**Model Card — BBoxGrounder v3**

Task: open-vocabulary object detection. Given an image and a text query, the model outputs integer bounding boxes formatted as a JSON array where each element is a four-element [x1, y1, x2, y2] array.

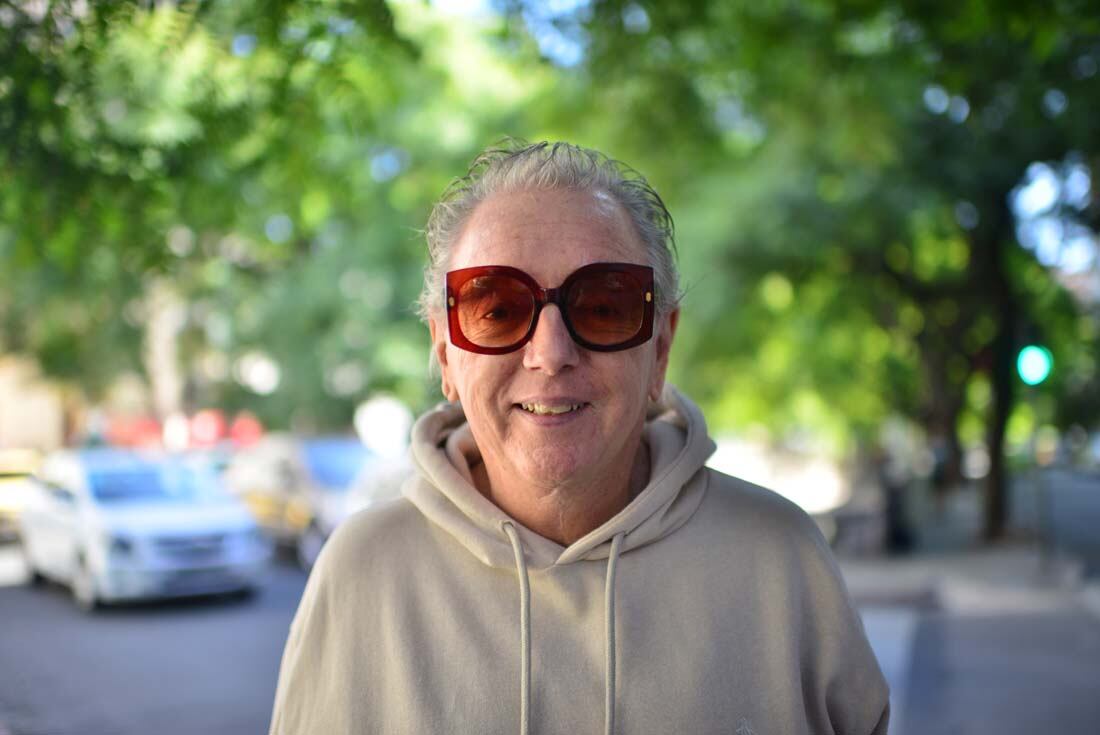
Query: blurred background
[[1, 1, 1098, 733]]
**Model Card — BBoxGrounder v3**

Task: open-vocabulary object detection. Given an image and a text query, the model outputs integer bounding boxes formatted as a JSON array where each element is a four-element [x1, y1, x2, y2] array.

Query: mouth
[[517, 402, 589, 416]]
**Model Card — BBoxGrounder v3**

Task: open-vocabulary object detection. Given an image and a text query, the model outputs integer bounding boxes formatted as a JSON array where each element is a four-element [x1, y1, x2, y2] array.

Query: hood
[[405, 384, 716, 570], [91, 500, 256, 537]]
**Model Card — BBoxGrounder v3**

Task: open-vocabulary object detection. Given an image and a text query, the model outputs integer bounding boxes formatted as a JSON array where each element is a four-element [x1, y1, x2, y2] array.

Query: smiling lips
[[517, 402, 589, 416]]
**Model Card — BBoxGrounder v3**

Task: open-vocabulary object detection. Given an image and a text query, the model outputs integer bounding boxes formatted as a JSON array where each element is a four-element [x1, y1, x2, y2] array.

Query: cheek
[[646, 365, 662, 401], [449, 353, 513, 413], [641, 348, 665, 398], [633, 346, 659, 385], [597, 352, 656, 413]]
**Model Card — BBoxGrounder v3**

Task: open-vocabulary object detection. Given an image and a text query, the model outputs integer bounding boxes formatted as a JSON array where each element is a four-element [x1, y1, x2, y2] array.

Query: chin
[[518, 444, 593, 485]]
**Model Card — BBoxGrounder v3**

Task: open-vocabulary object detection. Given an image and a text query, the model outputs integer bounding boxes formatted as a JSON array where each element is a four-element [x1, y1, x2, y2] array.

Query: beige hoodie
[[270, 386, 889, 735]]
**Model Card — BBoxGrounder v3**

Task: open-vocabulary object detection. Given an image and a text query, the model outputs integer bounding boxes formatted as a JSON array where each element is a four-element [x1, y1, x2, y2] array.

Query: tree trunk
[[981, 218, 1016, 542], [143, 278, 186, 422], [919, 344, 967, 507], [985, 312, 1015, 541]]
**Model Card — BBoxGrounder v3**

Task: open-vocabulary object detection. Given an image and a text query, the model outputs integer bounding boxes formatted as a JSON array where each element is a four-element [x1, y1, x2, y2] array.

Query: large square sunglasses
[[445, 262, 655, 355]]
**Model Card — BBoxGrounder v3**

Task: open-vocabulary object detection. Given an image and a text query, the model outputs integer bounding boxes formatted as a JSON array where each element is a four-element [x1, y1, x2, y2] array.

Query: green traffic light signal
[[1017, 345, 1053, 386]]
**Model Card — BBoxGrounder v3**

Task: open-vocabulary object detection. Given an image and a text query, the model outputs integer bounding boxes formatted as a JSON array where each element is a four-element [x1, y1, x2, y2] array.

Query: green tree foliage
[[2, 0, 1098, 539], [1, 0, 553, 421], [548, 0, 1100, 537]]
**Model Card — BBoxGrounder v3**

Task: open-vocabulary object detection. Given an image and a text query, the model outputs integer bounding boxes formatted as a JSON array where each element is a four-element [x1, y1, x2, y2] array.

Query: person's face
[[429, 187, 679, 490]]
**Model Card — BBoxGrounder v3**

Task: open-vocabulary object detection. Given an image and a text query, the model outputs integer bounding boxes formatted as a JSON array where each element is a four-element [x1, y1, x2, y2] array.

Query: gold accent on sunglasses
[[645, 291, 652, 302], [448, 296, 455, 307]]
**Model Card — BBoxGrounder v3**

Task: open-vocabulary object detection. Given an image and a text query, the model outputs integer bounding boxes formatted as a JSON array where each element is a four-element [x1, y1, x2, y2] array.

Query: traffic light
[[1017, 345, 1053, 386]]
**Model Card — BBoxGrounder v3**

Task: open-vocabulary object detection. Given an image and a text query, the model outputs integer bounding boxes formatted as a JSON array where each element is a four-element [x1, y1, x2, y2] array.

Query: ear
[[428, 317, 459, 402], [648, 308, 679, 402]]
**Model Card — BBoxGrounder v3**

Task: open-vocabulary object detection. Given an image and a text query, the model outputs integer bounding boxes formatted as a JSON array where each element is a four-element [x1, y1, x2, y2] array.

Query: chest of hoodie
[[340, 525, 816, 735]]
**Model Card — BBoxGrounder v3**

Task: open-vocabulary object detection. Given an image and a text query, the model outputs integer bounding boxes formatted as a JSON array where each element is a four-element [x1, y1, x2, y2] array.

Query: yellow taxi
[[0, 448, 41, 542]]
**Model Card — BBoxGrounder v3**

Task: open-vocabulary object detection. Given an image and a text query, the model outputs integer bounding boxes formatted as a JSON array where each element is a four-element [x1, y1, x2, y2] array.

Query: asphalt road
[[0, 545, 307, 735], [3, 540, 1099, 735], [0, 543, 917, 735]]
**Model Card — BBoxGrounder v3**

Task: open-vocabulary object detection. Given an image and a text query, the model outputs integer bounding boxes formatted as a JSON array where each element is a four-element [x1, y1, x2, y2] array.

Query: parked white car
[[19, 448, 271, 610]]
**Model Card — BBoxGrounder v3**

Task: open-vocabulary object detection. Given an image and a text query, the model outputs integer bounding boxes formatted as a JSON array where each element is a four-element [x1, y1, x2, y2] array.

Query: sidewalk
[[835, 474, 1100, 619], [835, 485, 1100, 735], [840, 543, 1099, 617]]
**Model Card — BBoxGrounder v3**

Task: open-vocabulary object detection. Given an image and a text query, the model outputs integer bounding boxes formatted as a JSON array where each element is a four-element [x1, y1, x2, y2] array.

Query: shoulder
[[329, 497, 425, 548], [690, 468, 845, 594], [270, 504, 425, 734], [700, 468, 826, 544], [309, 498, 430, 585], [704, 472, 892, 729]]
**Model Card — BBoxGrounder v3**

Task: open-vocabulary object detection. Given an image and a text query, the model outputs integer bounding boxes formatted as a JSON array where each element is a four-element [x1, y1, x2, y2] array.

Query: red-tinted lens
[[565, 269, 646, 346], [455, 274, 536, 349]]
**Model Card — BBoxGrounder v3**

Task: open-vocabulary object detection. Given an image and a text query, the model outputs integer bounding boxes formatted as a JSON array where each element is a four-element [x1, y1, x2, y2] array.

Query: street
[[2, 544, 1100, 734], [0, 546, 303, 735]]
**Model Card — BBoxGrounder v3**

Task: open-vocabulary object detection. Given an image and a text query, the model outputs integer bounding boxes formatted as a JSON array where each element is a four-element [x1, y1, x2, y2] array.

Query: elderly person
[[270, 141, 889, 735]]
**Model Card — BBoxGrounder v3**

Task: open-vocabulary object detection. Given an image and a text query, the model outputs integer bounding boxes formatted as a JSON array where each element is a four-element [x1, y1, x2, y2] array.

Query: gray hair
[[416, 140, 680, 322]]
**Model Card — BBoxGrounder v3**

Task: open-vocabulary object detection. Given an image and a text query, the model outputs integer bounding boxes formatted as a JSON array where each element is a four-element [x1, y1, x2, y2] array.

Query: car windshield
[[302, 439, 371, 491], [89, 462, 226, 505]]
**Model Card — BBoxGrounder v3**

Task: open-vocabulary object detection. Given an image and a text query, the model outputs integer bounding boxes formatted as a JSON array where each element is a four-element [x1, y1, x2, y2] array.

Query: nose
[[522, 304, 580, 375]]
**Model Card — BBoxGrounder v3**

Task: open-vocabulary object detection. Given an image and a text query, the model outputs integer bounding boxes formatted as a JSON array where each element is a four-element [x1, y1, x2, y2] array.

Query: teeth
[[520, 403, 584, 415]]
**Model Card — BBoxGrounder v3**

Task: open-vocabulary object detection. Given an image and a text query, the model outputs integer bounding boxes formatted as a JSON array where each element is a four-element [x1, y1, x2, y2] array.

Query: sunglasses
[[445, 262, 655, 355]]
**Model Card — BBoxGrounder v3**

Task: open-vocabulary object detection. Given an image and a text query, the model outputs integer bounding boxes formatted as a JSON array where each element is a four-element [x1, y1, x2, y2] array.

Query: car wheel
[[18, 538, 46, 586], [71, 556, 100, 612], [296, 525, 327, 571]]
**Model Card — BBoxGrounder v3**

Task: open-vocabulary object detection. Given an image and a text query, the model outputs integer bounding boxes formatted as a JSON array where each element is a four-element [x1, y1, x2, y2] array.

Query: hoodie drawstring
[[503, 522, 531, 735], [604, 531, 625, 735], [502, 523, 628, 735]]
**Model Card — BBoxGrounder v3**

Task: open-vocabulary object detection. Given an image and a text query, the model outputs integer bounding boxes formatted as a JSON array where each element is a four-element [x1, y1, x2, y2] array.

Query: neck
[[472, 440, 650, 546]]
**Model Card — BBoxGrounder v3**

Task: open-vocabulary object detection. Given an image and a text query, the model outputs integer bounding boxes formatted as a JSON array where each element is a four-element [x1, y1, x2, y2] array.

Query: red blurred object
[[105, 416, 163, 448], [230, 411, 264, 446], [190, 409, 227, 447]]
